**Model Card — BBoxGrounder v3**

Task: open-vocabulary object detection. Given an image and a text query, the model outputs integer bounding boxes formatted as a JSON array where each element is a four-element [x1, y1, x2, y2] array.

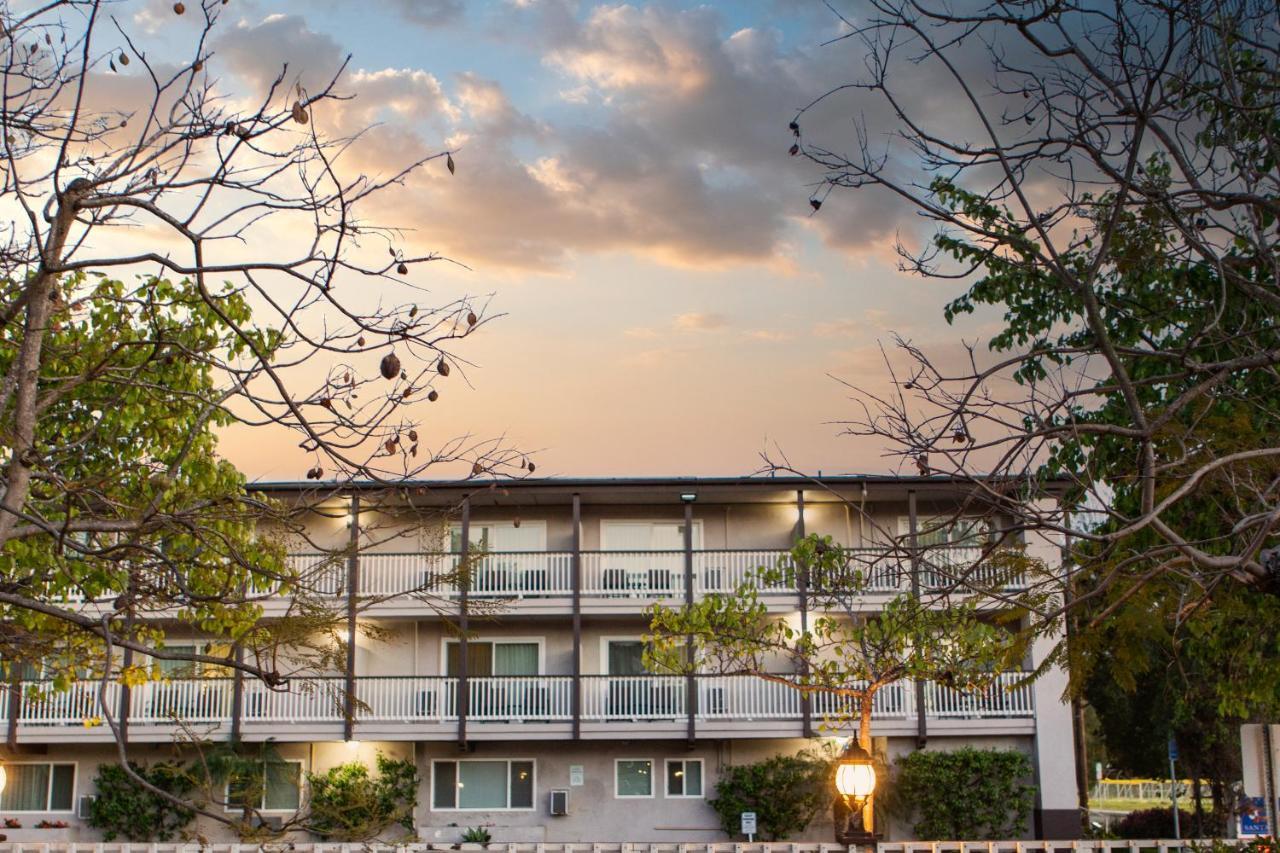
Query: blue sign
[[1167, 736, 1179, 762], [1239, 797, 1269, 838]]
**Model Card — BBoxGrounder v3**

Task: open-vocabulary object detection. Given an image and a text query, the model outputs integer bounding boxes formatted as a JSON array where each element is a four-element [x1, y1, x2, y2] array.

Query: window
[[0, 763, 75, 812], [444, 640, 539, 676], [666, 759, 703, 798], [227, 760, 302, 812], [615, 759, 653, 798], [450, 521, 546, 552], [152, 642, 232, 678], [432, 760, 534, 810]]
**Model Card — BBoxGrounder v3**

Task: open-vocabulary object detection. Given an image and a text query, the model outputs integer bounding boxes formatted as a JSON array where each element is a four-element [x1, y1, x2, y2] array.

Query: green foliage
[[88, 762, 197, 842], [305, 753, 419, 841], [461, 826, 493, 843], [887, 748, 1035, 840], [709, 749, 835, 841]]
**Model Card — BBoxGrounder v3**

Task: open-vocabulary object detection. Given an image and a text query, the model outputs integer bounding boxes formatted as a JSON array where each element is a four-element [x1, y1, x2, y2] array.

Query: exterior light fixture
[[834, 740, 877, 807], [0, 763, 6, 796], [833, 739, 877, 848], [680, 493, 697, 503]]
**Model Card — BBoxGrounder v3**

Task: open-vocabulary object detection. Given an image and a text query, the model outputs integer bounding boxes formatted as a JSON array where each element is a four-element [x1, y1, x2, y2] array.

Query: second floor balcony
[[283, 545, 1024, 611]]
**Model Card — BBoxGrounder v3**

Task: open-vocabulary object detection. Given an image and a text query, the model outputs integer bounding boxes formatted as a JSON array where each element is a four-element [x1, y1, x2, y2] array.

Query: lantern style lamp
[[0, 763, 6, 795], [834, 740, 877, 846]]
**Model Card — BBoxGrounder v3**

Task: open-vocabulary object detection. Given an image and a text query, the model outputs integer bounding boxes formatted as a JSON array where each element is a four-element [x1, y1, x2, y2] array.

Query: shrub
[[305, 753, 418, 841], [709, 749, 834, 841], [888, 747, 1035, 840], [462, 826, 493, 843], [1114, 807, 1194, 839], [88, 761, 197, 842]]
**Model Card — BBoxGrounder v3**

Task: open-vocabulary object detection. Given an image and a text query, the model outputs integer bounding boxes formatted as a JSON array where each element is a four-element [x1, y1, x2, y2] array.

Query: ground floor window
[[432, 760, 534, 810], [615, 758, 653, 798], [227, 760, 303, 812], [0, 762, 75, 812], [666, 758, 703, 797]]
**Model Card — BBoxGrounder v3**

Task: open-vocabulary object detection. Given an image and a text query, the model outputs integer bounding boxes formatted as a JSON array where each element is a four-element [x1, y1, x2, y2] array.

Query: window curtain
[[608, 641, 647, 676], [446, 642, 494, 677], [458, 761, 508, 809], [264, 762, 301, 810], [493, 643, 538, 676], [1, 764, 50, 811]]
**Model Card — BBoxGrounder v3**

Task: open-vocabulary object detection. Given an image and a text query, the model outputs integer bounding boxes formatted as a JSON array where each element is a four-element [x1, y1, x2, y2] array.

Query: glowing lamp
[[834, 741, 877, 807]]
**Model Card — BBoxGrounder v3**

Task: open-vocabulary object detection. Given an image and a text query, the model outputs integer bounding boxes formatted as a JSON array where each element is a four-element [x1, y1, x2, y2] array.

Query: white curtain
[[1, 764, 50, 811]]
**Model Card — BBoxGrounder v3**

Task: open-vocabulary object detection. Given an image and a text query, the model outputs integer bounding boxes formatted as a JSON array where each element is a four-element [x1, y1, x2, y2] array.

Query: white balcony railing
[[283, 545, 1016, 600], [581, 675, 688, 720], [923, 672, 1035, 718], [9, 672, 1033, 729]]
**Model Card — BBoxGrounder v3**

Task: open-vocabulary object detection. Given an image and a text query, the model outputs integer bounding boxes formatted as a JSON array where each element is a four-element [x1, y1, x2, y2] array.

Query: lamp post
[[834, 739, 878, 848]]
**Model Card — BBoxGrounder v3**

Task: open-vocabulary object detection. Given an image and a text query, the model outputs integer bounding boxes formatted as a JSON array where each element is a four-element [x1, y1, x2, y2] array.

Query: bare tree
[[0, 0, 521, 831], [788, 0, 1280, 633]]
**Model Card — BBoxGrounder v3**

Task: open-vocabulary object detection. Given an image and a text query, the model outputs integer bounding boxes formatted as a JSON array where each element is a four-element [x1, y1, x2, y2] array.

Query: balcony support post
[[230, 643, 244, 744], [343, 494, 361, 742], [5, 672, 19, 747], [908, 489, 927, 749], [684, 498, 696, 747], [797, 489, 812, 739], [457, 495, 471, 749], [119, 598, 135, 745], [571, 493, 582, 740]]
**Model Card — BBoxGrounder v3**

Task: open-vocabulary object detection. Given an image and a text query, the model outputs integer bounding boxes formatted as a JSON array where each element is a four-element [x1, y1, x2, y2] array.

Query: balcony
[[5, 673, 1034, 742], [281, 545, 1018, 605]]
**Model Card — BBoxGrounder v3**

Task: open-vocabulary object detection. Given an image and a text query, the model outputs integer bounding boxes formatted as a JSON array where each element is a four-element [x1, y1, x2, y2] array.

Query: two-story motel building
[[0, 476, 1081, 842]]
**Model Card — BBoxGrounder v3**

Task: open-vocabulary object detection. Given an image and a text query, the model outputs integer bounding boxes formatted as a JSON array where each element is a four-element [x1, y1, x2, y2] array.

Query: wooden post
[[797, 489, 812, 738], [571, 493, 582, 740], [342, 494, 360, 742], [908, 489, 926, 748], [230, 643, 244, 743], [684, 498, 696, 746], [457, 495, 471, 749]]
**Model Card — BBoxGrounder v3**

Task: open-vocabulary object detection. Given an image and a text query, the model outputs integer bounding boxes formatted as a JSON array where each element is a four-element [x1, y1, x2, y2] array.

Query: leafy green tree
[[0, 6, 521, 834], [791, 0, 1279, 621]]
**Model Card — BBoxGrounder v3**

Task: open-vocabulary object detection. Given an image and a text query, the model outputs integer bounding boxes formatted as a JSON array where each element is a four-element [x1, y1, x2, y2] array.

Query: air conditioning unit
[[251, 814, 284, 831], [77, 795, 97, 820], [549, 789, 569, 816]]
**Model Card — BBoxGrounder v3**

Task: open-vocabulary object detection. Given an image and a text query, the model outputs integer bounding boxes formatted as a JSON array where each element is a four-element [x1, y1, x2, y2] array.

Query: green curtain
[[494, 643, 538, 676], [458, 761, 508, 809], [608, 641, 646, 675]]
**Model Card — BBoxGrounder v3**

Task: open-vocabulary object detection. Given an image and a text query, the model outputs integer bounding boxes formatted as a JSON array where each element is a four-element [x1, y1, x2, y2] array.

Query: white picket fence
[[0, 840, 1235, 853]]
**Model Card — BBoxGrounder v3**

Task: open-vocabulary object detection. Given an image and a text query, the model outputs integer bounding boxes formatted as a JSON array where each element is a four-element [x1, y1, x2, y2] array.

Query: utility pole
[[1169, 735, 1181, 840]]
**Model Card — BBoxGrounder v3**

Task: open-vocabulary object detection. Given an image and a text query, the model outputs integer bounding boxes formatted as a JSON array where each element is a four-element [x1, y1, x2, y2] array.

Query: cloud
[[744, 329, 792, 342], [386, 0, 465, 28], [674, 312, 728, 331], [207, 5, 927, 273], [813, 318, 861, 338]]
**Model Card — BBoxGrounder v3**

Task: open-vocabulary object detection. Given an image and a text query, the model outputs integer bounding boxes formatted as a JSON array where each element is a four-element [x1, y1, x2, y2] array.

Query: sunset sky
[[135, 0, 1006, 482]]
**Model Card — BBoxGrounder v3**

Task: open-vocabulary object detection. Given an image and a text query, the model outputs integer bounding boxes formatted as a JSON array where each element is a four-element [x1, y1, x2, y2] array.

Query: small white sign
[[569, 765, 584, 786], [741, 812, 757, 835]]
